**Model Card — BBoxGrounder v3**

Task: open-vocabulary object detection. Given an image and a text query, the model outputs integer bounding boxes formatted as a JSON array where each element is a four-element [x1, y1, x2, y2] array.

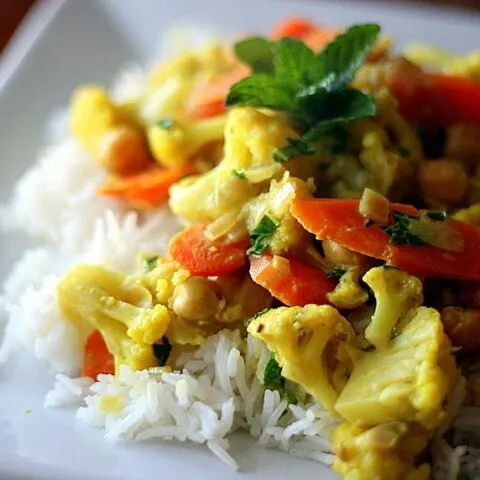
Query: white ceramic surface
[[0, 1, 479, 479]]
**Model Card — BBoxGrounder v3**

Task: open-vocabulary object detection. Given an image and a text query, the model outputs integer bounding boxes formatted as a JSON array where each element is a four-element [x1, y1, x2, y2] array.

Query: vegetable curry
[[59, 17, 480, 480]]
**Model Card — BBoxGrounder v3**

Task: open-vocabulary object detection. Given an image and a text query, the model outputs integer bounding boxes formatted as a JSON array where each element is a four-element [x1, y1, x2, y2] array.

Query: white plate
[[0, 1, 479, 479]]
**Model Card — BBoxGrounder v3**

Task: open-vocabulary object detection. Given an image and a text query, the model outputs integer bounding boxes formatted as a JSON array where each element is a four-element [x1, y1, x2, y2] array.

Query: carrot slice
[[82, 330, 115, 380], [169, 223, 249, 277], [291, 199, 416, 259], [387, 68, 480, 126], [98, 164, 197, 207], [186, 64, 250, 119], [271, 17, 319, 40], [292, 198, 480, 280], [272, 17, 340, 51], [249, 254, 336, 306]]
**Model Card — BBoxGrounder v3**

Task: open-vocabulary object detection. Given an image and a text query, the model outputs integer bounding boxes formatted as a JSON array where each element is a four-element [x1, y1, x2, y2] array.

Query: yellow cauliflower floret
[[246, 172, 313, 254], [143, 45, 234, 122], [448, 50, 480, 82], [335, 306, 458, 429], [350, 120, 398, 196], [169, 107, 299, 224], [57, 264, 170, 372], [363, 266, 423, 349], [147, 115, 227, 168], [169, 165, 260, 223], [453, 203, 480, 226], [406, 44, 480, 82], [327, 267, 369, 310], [248, 305, 358, 410], [332, 422, 430, 480], [69, 85, 136, 156], [223, 107, 298, 170]]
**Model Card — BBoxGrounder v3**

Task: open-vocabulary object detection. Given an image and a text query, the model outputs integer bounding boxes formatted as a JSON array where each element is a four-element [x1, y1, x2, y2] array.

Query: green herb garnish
[[247, 215, 278, 255], [156, 118, 174, 129], [383, 264, 399, 270], [382, 212, 428, 246], [263, 353, 284, 390], [142, 256, 159, 272], [153, 337, 172, 366], [398, 147, 411, 158], [228, 24, 380, 143], [232, 168, 247, 180], [426, 211, 448, 221], [327, 267, 347, 279], [273, 137, 316, 163], [234, 36, 274, 74]]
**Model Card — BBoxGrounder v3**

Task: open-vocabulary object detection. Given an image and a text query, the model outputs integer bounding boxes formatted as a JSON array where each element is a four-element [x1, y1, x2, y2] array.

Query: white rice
[[43, 330, 335, 467]]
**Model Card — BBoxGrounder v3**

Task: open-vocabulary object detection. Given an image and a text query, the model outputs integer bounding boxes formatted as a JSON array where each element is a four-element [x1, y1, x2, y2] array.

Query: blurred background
[[1, 0, 480, 53]]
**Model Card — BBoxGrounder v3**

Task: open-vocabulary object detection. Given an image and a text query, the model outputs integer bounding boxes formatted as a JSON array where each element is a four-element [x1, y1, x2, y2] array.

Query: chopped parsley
[[142, 255, 159, 272], [228, 24, 380, 156], [426, 211, 448, 221], [382, 211, 428, 246], [327, 266, 347, 279], [156, 118, 174, 129], [383, 264, 399, 270], [153, 337, 172, 366], [263, 353, 284, 390], [398, 147, 411, 158], [232, 168, 247, 180], [247, 215, 278, 255]]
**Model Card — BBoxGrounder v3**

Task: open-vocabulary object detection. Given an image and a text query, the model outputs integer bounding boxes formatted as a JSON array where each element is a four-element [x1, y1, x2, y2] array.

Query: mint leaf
[[300, 89, 376, 140], [229, 24, 380, 151], [247, 215, 278, 255], [273, 137, 316, 163], [226, 74, 295, 111], [235, 37, 274, 74], [318, 24, 380, 90], [273, 38, 317, 86]]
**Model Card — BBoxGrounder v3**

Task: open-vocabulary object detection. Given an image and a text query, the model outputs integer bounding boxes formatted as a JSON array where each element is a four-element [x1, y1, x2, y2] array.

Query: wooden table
[[1, 0, 479, 53]]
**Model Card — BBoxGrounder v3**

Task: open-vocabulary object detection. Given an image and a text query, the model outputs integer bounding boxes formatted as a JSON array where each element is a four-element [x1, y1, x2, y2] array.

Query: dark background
[[1, 0, 480, 53]]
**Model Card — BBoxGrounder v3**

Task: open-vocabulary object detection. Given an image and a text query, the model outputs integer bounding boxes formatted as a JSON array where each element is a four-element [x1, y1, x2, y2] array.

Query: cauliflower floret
[[335, 306, 458, 429], [248, 305, 358, 409], [363, 266, 423, 349], [327, 267, 369, 310], [69, 85, 137, 155], [169, 107, 300, 224], [69, 86, 151, 175], [246, 172, 313, 254], [57, 264, 170, 371], [169, 165, 260, 223], [223, 107, 298, 170], [332, 421, 431, 480], [147, 115, 227, 168]]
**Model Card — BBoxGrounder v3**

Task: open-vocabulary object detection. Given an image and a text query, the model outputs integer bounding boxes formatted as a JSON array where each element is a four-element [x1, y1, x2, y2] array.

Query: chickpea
[[99, 126, 152, 176], [172, 277, 221, 321], [417, 159, 467, 203], [441, 306, 480, 353], [323, 239, 369, 267]]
